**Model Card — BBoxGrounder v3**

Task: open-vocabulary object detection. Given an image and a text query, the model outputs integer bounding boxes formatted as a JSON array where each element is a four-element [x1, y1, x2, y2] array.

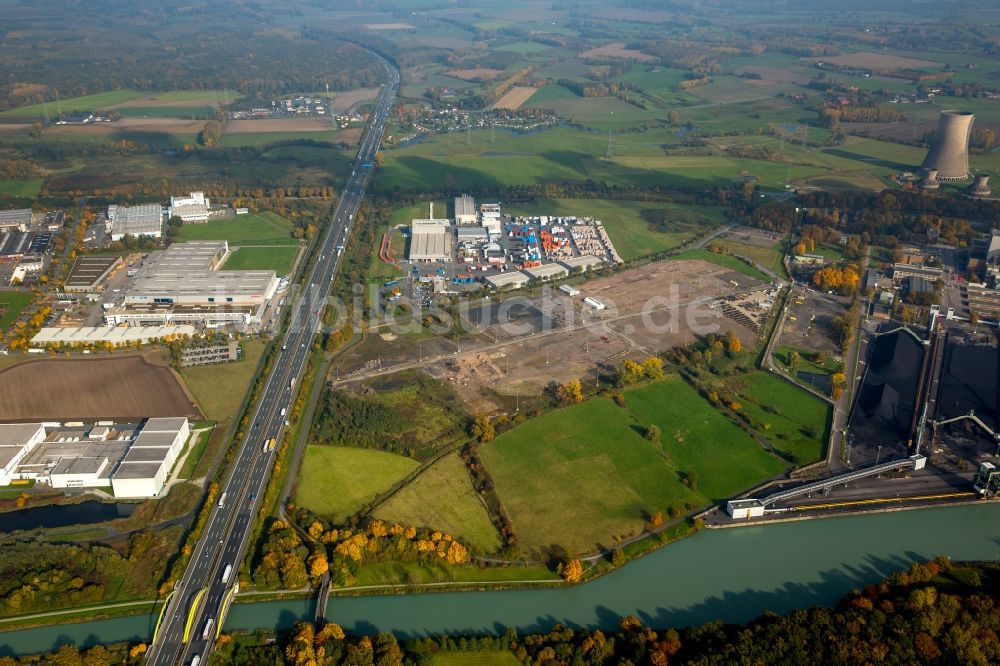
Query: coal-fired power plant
[[921, 110, 974, 181]]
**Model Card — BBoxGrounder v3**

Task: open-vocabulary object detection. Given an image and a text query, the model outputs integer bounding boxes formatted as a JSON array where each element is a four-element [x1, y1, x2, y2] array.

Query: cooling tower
[[968, 174, 991, 198], [921, 110, 974, 181], [921, 169, 940, 190]]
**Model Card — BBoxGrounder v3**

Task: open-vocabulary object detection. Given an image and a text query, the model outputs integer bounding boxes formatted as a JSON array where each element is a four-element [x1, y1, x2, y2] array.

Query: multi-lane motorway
[[146, 54, 399, 666]]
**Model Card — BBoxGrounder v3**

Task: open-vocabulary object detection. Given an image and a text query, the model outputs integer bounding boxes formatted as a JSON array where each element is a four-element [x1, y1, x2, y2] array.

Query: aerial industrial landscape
[[2, 1, 1000, 664]]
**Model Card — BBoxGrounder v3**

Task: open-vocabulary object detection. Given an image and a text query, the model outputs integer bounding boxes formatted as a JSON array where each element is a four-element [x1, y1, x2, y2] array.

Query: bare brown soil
[[578, 42, 656, 62], [491, 86, 538, 110], [335, 259, 767, 414], [821, 52, 939, 70], [224, 118, 333, 133], [47, 117, 203, 136], [447, 68, 505, 81], [590, 8, 671, 23], [330, 88, 381, 113], [0, 354, 201, 420], [735, 67, 811, 85]]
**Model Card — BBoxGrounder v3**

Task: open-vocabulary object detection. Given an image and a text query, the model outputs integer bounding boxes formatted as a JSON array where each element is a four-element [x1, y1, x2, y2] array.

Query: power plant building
[[921, 110, 974, 182]]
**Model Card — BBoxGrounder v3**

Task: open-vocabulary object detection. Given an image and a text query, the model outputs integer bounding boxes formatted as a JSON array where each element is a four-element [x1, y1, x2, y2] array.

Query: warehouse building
[[63, 255, 123, 293], [486, 271, 531, 290], [0, 423, 47, 485], [0, 209, 32, 232], [454, 195, 477, 225], [108, 204, 164, 241], [408, 204, 453, 263], [112, 417, 189, 498], [558, 255, 605, 272], [31, 324, 195, 347], [524, 263, 569, 281], [103, 241, 278, 327], [168, 191, 211, 223], [480, 203, 502, 235], [0, 231, 37, 260]]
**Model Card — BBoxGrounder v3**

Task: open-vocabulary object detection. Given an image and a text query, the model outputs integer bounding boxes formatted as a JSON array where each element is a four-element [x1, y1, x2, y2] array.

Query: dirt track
[[0, 355, 201, 420]]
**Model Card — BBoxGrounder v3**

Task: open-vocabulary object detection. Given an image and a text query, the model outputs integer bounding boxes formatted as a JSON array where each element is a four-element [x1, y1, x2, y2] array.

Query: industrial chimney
[[968, 174, 991, 198], [921, 110, 974, 181]]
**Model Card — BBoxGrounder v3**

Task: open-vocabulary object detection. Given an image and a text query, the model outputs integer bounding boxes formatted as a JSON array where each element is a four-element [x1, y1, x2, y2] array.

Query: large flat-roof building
[[168, 191, 211, 223], [108, 204, 164, 241], [0, 423, 47, 485], [0, 209, 32, 232], [103, 241, 278, 327], [408, 204, 452, 263], [454, 195, 477, 225], [485, 271, 531, 290], [31, 325, 195, 347], [64, 255, 123, 293]]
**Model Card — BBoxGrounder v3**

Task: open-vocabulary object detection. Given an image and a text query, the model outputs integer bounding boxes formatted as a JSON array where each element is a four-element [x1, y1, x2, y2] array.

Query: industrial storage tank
[[921, 110, 974, 181]]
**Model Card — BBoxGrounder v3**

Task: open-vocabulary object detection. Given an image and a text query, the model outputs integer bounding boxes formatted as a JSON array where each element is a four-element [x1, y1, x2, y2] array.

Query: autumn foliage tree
[[559, 558, 584, 583], [556, 379, 584, 405]]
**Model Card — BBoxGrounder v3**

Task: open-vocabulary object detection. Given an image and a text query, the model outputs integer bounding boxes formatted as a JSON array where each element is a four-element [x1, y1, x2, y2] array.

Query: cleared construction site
[[332, 257, 772, 412]]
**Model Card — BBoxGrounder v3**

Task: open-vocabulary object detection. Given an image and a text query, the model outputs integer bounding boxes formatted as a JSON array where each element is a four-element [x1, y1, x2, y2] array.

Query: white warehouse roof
[[31, 325, 195, 346]]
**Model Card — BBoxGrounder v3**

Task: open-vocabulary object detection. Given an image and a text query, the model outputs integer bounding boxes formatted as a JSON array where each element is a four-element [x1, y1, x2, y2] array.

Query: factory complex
[[102, 240, 280, 328], [0, 417, 190, 498], [405, 195, 622, 292]]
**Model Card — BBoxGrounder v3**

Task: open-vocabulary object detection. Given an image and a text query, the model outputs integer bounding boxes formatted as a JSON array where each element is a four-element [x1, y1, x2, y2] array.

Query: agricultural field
[[670, 249, 771, 282], [480, 397, 698, 555], [717, 372, 832, 466], [374, 452, 502, 553], [295, 446, 418, 522], [221, 246, 300, 274], [0, 291, 34, 332], [179, 338, 267, 422], [0, 354, 199, 420], [176, 212, 297, 245], [507, 198, 728, 261], [0, 179, 42, 198], [623, 377, 786, 502], [0, 90, 145, 118]]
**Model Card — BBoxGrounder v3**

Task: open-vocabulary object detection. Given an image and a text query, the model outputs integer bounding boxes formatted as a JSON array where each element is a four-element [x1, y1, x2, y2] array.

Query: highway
[[145, 54, 398, 666]]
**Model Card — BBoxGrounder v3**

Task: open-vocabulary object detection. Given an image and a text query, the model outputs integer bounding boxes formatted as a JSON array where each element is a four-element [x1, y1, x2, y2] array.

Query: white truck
[[201, 618, 215, 640], [221, 563, 233, 584]]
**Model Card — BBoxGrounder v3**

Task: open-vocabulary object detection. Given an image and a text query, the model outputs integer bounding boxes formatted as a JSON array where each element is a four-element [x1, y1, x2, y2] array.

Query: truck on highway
[[218, 492, 227, 508], [263, 437, 276, 452], [289, 378, 295, 390], [221, 563, 233, 584], [280, 408, 287, 417], [190, 656, 201, 666], [202, 618, 215, 640]]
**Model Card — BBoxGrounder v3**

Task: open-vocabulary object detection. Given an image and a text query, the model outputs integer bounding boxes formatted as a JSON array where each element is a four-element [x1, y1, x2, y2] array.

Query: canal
[[2, 503, 999, 657]]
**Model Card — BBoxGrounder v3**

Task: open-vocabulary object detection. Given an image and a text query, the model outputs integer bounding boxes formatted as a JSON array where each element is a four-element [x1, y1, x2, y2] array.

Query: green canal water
[[3, 503, 999, 656]]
